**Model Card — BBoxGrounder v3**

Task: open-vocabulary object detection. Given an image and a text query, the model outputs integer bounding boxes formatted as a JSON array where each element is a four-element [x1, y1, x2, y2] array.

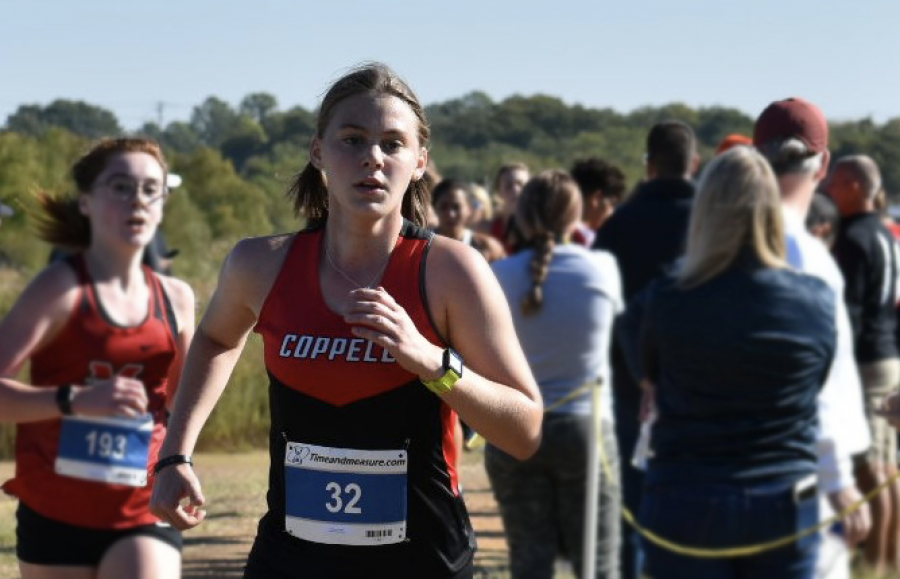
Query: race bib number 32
[[55, 415, 153, 487], [284, 442, 408, 546]]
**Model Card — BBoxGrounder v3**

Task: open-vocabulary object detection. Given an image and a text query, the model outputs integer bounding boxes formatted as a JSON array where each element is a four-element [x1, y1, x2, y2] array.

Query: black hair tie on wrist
[[56, 384, 74, 416], [154, 454, 193, 475]]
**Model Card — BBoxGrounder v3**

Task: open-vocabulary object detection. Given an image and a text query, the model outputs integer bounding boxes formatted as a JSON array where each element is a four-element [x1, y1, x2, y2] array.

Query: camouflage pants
[[485, 413, 621, 579]]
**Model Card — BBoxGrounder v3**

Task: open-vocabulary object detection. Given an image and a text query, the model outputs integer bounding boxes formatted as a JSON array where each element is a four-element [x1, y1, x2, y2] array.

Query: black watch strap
[[154, 454, 193, 475], [56, 384, 74, 416]]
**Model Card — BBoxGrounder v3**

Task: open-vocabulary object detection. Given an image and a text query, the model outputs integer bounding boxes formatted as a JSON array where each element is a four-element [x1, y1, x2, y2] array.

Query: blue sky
[[2, 1, 898, 130]]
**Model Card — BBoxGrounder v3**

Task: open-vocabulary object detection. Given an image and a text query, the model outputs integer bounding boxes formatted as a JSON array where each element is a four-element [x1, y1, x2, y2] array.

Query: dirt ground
[[0, 450, 513, 578], [174, 451, 512, 578]]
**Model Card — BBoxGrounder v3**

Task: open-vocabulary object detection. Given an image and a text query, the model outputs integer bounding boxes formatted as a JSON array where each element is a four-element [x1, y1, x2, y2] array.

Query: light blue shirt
[[492, 244, 622, 416]]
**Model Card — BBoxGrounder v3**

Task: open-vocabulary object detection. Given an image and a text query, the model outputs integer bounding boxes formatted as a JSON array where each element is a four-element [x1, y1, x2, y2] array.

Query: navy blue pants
[[640, 478, 820, 579]]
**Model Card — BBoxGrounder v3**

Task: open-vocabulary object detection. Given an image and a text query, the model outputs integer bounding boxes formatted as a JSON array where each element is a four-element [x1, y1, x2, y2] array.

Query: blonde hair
[[515, 170, 582, 315], [679, 146, 787, 288], [468, 183, 493, 221]]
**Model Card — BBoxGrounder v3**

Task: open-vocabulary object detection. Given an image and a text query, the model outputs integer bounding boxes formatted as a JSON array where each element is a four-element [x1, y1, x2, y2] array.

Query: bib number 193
[[55, 415, 153, 487], [85, 430, 128, 460]]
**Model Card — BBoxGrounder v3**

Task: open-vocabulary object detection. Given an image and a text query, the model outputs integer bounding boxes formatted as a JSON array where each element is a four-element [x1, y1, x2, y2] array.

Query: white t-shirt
[[783, 206, 870, 493]]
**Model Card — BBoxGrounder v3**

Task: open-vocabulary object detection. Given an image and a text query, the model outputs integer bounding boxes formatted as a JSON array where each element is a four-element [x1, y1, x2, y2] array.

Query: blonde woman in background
[[627, 147, 836, 578]]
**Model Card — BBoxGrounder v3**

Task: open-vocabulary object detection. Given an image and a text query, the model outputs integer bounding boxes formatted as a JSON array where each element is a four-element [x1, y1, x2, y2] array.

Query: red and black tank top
[[252, 221, 474, 577], [2, 254, 177, 529]]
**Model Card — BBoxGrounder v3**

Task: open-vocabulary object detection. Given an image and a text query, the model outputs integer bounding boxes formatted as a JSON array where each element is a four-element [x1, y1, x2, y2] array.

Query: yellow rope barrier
[[589, 381, 899, 558], [469, 378, 897, 557]]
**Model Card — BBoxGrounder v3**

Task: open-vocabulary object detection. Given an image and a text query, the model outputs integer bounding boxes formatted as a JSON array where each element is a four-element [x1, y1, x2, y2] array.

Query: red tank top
[[256, 223, 444, 404], [490, 215, 521, 254], [2, 255, 177, 529], [250, 224, 474, 573], [254, 222, 460, 486]]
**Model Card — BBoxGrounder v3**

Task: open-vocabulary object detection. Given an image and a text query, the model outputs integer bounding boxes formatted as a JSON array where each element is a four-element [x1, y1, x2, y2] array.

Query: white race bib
[[284, 442, 408, 546], [55, 414, 153, 487]]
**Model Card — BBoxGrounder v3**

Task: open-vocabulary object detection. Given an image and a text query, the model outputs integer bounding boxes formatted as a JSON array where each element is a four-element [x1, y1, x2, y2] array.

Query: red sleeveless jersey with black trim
[[252, 221, 474, 577], [2, 255, 177, 529]]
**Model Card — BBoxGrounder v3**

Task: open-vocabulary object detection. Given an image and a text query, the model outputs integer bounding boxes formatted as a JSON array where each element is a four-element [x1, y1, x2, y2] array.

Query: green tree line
[[1, 92, 898, 456]]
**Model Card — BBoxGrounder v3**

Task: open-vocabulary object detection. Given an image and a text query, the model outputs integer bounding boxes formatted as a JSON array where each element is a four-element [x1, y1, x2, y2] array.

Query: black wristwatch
[[421, 348, 464, 395], [56, 384, 75, 416]]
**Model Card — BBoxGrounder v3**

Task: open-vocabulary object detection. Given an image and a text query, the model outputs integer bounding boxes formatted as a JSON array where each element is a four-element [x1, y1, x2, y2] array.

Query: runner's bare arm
[[157, 236, 291, 456], [151, 235, 291, 529], [346, 237, 542, 460], [431, 240, 542, 459], [0, 263, 147, 421]]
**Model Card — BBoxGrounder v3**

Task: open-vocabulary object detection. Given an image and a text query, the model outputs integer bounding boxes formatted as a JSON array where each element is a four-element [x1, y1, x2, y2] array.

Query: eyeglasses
[[97, 176, 168, 205]]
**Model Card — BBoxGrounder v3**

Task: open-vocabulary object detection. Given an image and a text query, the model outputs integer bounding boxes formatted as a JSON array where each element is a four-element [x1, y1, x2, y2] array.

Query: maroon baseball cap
[[753, 98, 829, 153]]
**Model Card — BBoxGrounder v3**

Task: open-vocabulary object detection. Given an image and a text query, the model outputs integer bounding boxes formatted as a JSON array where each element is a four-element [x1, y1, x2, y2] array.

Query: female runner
[[150, 63, 542, 578], [0, 137, 195, 578]]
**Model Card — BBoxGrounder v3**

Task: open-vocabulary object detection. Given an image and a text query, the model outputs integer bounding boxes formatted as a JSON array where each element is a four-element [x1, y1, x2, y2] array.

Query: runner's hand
[[827, 486, 871, 546], [344, 287, 444, 380], [72, 377, 148, 418], [875, 391, 900, 430], [150, 463, 207, 530]]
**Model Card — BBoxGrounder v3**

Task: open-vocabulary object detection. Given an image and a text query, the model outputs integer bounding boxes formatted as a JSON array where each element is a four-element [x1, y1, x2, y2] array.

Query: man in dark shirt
[[827, 154, 900, 572], [592, 120, 698, 579], [570, 157, 627, 248]]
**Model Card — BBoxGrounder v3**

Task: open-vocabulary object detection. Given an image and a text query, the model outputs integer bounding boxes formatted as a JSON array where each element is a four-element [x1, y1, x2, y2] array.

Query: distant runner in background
[[466, 182, 493, 229]]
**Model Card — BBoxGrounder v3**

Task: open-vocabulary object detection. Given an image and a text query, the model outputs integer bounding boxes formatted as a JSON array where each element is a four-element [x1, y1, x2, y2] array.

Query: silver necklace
[[324, 237, 391, 289]]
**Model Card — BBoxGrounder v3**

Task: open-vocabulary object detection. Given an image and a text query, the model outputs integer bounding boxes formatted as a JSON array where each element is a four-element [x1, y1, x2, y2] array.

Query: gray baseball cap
[[0, 201, 13, 217]]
